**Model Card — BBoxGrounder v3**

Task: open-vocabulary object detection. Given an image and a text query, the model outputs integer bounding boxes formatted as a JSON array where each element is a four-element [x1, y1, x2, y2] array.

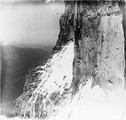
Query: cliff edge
[[15, 0, 126, 119]]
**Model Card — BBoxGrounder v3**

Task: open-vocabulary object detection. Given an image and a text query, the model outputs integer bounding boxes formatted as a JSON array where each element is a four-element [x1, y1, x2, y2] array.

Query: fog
[[0, 1, 64, 48]]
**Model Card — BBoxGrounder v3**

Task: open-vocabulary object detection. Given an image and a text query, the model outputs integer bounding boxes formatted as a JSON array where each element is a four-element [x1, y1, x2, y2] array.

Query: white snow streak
[[28, 41, 74, 103]]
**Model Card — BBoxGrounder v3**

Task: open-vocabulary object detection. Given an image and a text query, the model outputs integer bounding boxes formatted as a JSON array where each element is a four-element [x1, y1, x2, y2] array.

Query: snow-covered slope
[[1, 80, 126, 120], [15, 41, 75, 119]]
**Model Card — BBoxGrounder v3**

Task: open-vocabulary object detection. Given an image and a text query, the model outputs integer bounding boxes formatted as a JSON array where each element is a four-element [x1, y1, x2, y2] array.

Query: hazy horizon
[[0, 1, 65, 48]]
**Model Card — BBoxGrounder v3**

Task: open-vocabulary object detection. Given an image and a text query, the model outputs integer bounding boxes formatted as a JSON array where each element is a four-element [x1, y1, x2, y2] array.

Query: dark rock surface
[[72, 1, 126, 94]]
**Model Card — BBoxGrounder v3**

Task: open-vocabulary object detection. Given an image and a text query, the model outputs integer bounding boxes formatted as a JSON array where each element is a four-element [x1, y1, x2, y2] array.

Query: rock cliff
[[15, 0, 126, 119]]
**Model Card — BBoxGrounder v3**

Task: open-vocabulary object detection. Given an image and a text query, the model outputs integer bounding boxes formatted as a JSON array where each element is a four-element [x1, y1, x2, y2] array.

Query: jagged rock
[[15, 0, 126, 119], [15, 42, 74, 118], [72, 1, 126, 94]]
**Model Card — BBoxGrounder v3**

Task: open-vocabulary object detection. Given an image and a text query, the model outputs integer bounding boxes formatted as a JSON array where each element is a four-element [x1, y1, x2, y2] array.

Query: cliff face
[[71, 1, 126, 94], [15, 0, 126, 119], [53, 0, 126, 93]]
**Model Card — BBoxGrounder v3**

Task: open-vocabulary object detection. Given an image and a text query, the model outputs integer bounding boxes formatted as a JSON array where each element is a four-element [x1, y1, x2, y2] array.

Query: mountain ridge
[[15, 0, 126, 119], [1, 45, 50, 103]]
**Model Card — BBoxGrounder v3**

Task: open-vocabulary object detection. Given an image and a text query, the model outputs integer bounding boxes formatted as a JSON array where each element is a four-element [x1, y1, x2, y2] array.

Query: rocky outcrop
[[53, 0, 126, 94], [72, 1, 126, 94], [15, 0, 126, 119]]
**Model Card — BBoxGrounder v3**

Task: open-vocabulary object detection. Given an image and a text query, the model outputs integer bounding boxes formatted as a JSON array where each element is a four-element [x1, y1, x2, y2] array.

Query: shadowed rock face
[[15, 0, 126, 119]]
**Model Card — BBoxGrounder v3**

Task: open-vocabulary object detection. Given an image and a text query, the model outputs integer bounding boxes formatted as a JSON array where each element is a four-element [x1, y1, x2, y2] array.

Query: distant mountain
[[1, 45, 50, 103]]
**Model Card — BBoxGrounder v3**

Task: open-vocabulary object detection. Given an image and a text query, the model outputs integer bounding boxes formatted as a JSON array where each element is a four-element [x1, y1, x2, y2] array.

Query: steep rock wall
[[52, 1, 125, 94], [15, 0, 126, 119], [65, 1, 126, 94]]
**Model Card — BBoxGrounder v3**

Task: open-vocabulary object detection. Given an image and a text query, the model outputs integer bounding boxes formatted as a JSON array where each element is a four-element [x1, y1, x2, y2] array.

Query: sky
[[0, 0, 65, 48]]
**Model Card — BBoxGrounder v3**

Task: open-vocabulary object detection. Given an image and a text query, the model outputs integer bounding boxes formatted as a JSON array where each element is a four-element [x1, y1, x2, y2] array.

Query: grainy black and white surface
[[0, 0, 126, 120]]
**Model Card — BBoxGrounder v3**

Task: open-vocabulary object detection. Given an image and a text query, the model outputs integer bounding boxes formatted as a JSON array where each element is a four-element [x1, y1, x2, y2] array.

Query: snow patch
[[1, 84, 126, 120]]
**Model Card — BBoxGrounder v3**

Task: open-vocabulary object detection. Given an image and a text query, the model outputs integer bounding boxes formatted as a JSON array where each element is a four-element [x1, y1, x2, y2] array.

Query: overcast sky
[[0, 0, 65, 48]]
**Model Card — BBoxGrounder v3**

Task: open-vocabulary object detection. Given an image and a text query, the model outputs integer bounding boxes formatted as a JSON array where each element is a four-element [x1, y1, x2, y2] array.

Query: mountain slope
[[15, 0, 126, 120], [1, 45, 50, 103], [15, 41, 74, 118]]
